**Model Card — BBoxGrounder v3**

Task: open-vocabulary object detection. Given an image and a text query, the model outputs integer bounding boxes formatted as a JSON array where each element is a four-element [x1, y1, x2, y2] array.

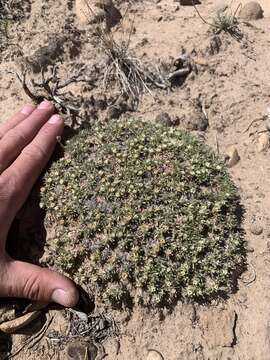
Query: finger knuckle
[[23, 273, 42, 300], [0, 176, 8, 198], [5, 128, 28, 145], [0, 174, 20, 203], [22, 142, 47, 162]]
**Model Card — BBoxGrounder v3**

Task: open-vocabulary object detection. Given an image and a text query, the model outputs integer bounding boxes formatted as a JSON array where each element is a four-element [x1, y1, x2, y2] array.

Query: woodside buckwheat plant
[[41, 120, 245, 308]]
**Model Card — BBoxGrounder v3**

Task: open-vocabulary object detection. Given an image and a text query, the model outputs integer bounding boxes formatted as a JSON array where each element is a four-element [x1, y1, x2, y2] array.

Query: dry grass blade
[[98, 29, 160, 103], [212, 3, 243, 40], [192, 0, 243, 41], [86, 1, 169, 105]]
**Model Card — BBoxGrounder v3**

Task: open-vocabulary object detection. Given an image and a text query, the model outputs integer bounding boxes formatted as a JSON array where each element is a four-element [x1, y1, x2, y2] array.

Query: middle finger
[[0, 100, 55, 174]]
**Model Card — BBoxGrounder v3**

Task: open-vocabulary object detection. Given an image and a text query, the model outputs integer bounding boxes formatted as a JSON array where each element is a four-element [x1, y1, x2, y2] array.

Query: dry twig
[[5, 316, 54, 360], [8, 66, 93, 128], [243, 117, 265, 134], [240, 262, 256, 286]]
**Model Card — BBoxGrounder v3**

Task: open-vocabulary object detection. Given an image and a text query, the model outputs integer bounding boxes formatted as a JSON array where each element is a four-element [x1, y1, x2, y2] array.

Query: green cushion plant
[[41, 120, 245, 307]]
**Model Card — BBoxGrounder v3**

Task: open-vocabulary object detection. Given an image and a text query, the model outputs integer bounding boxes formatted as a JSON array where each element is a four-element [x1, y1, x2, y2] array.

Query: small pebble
[[155, 112, 179, 127], [239, 1, 264, 20], [146, 350, 164, 360], [106, 105, 122, 120], [225, 147, 240, 168], [257, 133, 270, 152], [250, 224, 263, 235], [179, 0, 200, 5], [66, 341, 97, 360], [72, 310, 88, 322], [247, 245, 255, 253]]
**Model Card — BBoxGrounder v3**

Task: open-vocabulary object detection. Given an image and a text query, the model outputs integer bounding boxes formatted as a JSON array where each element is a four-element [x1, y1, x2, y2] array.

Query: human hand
[[0, 101, 78, 307]]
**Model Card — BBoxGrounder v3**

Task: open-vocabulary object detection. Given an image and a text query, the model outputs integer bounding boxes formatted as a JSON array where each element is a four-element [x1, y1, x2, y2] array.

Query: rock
[[155, 112, 171, 126], [75, 0, 121, 30], [155, 112, 179, 127], [106, 105, 122, 120], [247, 245, 255, 253], [103, 3, 122, 29], [0, 311, 42, 334], [72, 310, 88, 322], [225, 147, 240, 168], [257, 133, 270, 152], [239, 1, 264, 20], [66, 341, 97, 360], [95, 98, 107, 111], [95, 0, 113, 7], [185, 108, 208, 131], [179, 0, 201, 5], [250, 223, 263, 235], [192, 56, 208, 67], [146, 350, 164, 360]]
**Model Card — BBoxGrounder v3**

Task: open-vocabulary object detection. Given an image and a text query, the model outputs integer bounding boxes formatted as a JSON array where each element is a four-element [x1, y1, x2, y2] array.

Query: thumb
[[0, 256, 79, 307]]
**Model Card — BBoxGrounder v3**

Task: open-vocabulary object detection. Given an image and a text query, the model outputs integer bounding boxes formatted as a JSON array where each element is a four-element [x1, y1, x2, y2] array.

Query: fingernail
[[48, 114, 62, 124], [38, 100, 52, 109], [52, 289, 73, 307], [21, 104, 35, 115]]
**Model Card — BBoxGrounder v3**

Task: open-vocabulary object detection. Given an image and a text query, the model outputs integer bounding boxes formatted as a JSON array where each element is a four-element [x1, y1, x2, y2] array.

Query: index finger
[[0, 101, 55, 173], [1, 114, 64, 224], [0, 104, 36, 139]]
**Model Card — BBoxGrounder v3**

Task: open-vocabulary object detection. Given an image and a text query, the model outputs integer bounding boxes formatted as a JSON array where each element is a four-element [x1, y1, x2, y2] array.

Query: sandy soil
[[1, 0, 270, 359]]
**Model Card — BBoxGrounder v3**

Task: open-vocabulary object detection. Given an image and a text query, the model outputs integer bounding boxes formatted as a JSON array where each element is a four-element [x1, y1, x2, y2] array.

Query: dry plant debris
[[41, 120, 245, 308], [9, 66, 93, 127], [193, 1, 243, 41], [93, 15, 169, 106], [45, 310, 118, 360], [211, 4, 243, 40], [6, 316, 54, 360], [67, 310, 118, 350]]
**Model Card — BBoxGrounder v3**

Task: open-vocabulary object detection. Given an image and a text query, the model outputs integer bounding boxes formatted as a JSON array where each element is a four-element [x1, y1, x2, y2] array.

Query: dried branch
[[8, 66, 94, 128]]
